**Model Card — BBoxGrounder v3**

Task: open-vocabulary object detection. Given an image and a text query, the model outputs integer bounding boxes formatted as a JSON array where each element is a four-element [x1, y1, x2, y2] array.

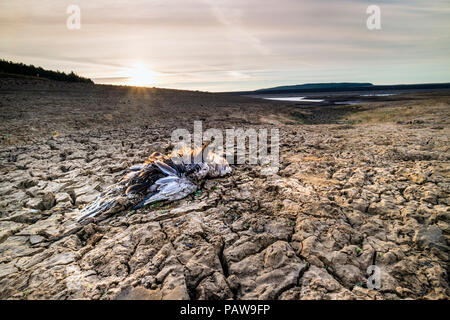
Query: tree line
[[0, 59, 93, 83]]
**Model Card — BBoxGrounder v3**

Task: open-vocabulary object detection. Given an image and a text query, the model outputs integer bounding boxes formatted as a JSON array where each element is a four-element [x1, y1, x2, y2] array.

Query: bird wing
[[78, 154, 194, 223], [133, 175, 197, 209], [154, 160, 178, 176]]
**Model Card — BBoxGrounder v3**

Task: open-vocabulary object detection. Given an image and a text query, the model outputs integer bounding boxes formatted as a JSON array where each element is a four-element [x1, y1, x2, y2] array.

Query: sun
[[126, 63, 157, 87]]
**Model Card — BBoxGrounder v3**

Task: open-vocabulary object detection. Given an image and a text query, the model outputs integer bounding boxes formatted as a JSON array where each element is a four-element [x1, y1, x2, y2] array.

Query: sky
[[0, 0, 449, 92]]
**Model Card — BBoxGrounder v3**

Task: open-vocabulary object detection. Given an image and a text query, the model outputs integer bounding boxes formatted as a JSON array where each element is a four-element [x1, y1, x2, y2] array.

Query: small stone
[[25, 198, 44, 211], [29, 235, 45, 245], [41, 192, 56, 210]]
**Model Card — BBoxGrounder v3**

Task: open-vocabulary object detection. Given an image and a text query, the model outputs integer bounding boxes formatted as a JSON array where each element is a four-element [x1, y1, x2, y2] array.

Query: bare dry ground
[[0, 78, 449, 300]]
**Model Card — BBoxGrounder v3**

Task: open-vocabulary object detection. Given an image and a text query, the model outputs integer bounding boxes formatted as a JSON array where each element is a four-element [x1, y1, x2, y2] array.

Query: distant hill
[[0, 59, 93, 83], [256, 82, 373, 92], [227, 82, 450, 95]]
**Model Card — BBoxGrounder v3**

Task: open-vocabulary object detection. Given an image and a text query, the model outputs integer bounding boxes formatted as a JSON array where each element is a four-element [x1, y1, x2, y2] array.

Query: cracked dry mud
[[0, 79, 449, 300]]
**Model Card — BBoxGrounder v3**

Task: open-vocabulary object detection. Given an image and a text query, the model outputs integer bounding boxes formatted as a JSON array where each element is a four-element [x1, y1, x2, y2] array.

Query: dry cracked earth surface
[[0, 79, 449, 300]]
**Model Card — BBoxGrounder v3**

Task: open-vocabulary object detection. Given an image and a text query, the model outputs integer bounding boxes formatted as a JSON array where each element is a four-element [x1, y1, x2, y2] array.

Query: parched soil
[[0, 79, 449, 300]]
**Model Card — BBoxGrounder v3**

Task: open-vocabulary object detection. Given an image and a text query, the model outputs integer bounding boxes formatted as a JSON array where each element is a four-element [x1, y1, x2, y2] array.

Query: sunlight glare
[[126, 63, 157, 87]]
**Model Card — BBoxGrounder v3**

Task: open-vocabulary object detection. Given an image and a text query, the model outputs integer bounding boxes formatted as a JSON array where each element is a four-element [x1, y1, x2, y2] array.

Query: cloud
[[0, 0, 449, 91], [202, 0, 269, 55]]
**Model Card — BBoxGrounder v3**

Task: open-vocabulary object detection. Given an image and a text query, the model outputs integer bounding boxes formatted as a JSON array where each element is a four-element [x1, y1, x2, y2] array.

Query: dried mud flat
[[0, 79, 449, 300]]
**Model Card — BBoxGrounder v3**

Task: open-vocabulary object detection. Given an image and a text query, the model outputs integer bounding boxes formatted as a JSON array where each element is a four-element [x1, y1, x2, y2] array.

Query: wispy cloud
[[202, 0, 269, 55]]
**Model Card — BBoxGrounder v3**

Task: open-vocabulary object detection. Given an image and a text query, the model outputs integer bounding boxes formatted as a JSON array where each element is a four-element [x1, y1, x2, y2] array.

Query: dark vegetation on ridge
[[0, 59, 93, 83]]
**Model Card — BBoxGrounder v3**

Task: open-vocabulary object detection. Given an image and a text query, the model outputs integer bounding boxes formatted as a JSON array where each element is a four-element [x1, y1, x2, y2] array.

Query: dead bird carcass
[[77, 145, 231, 223]]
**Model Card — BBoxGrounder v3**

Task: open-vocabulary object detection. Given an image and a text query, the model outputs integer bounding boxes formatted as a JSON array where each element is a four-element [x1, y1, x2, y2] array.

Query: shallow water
[[334, 101, 361, 105], [360, 93, 397, 97], [263, 96, 324, 102]]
